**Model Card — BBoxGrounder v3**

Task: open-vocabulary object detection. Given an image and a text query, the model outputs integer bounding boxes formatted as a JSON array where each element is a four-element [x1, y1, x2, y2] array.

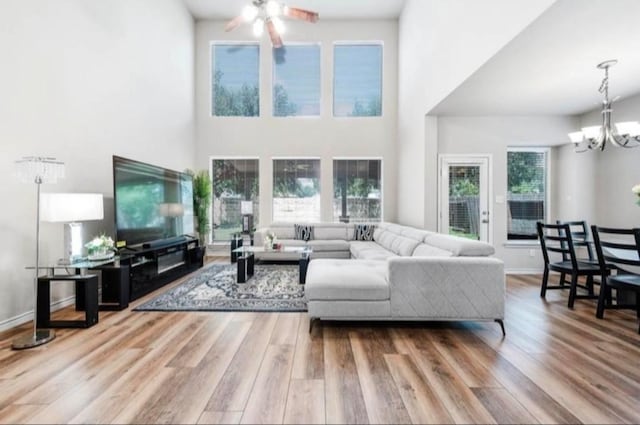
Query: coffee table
[[231, 246, 312, 284]]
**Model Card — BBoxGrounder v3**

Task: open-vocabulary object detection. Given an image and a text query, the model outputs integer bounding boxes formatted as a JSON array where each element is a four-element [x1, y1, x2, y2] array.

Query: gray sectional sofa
[[253, 222, 505, 334]]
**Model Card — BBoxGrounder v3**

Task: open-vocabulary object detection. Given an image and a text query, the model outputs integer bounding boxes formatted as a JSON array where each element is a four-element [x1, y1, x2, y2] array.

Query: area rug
[[134, 263, 307, 312]]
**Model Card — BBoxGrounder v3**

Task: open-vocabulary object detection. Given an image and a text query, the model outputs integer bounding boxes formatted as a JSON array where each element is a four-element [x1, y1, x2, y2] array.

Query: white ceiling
[[182, 0, 406, 20], [431, 0, 640, 116]]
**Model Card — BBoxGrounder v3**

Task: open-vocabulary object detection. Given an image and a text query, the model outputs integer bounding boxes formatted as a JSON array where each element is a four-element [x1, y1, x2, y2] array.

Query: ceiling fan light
[[253, 18, 264, 37], [266, 1, 281, 17], [615, 121, 640, 136], [272, 17, 285, 34], [242, 5, 259, 21], [568, 131, 584, 144], [581, 126, 601, 140]]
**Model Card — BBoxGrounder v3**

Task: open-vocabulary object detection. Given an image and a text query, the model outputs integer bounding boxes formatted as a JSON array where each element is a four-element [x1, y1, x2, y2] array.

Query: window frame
[[271, 157, 322, 223], [332, 41, 384, 118], [210, 41, 261, 118], [332, 157, 384, 223], [271, 42, 322, 118], [209, 156, 260, 243], [506, 147, 550, 241]]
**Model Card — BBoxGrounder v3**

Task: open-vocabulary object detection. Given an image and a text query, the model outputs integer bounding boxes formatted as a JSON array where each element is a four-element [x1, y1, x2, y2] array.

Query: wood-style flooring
[[0, 258, 639, 424]]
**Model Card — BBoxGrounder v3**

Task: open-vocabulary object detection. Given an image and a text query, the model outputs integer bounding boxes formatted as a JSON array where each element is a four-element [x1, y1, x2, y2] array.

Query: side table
[[37, 273, 99, 328]]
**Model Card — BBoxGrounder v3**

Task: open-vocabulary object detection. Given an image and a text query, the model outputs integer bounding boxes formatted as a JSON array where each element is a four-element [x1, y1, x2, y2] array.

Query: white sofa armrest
[[387, 257, 505, 320]]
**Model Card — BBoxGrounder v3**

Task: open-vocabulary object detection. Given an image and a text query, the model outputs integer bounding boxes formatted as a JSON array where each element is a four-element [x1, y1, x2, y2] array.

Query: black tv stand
[[121, 237, 204, 301]]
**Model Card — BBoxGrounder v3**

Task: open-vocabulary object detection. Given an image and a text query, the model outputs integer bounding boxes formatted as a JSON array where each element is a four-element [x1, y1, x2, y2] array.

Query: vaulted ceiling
[[431, 0, 640, 116], [182, 0, 406, 20]]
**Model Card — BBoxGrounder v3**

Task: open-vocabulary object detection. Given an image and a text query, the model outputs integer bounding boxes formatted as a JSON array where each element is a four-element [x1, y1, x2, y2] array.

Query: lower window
[[333, 159, 382, 222], [273, 159, 321, 222], [507, 149, 548, 240]]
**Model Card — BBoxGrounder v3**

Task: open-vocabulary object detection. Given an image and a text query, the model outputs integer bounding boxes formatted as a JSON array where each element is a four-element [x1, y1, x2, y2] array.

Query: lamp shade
[[241, 200, 253, 215], [40, 193, 104, 222]]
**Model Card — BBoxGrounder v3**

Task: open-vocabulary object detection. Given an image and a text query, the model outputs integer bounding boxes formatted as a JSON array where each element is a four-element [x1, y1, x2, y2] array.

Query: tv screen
[[113, 156, 195, 247]]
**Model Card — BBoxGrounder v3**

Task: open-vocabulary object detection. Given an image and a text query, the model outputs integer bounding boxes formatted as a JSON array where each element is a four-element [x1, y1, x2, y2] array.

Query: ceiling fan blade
[[284, 7, 319, 23], [225, 15, 245, 32], [266, 19, 283, 48]]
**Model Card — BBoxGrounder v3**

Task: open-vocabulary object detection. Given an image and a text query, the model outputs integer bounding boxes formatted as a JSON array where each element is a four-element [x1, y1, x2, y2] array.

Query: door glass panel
[[448, 165, 480, 240]]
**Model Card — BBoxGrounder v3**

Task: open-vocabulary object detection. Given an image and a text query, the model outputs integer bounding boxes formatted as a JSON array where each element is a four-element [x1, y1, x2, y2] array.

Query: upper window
[[273, 159, 321, 222], [273, 45, 321, 117], [507, 149, 548, 240], [333, 159, 382, 222], [211, 44, 259, 117], [333, 44, 382, 117]]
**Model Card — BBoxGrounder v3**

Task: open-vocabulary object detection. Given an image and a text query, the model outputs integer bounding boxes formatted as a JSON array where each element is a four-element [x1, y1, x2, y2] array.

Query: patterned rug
[[134, 263, 307, 312]]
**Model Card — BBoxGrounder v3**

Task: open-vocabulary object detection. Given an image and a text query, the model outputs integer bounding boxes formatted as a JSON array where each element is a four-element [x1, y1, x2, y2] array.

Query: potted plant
[[85, 234, 116, 261], [187, 169, 212, 246], [633, 184, 640, 206]]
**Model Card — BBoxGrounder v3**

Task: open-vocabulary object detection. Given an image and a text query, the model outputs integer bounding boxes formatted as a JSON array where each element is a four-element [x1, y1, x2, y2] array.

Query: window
[[333, 159, 382, 222], [211, 44, 259, 116], [211, 159, 259, 241], [273, 45, 321, 117], [507, 149, 548, 240], [273, 159, 321, 222], [333, 44, 382, 117]]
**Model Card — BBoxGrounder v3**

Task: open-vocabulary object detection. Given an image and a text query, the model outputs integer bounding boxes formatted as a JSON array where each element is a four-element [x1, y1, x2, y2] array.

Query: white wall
[[194, 20, 398, 226], [0, 0, 195, 327], [397, 0, 556, 228], [437, 115, 578, 271], [579, 93, 640, 227]]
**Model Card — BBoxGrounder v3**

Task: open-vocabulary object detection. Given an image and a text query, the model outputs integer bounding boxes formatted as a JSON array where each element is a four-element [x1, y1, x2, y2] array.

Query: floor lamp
[[12, 156, 65, 350]]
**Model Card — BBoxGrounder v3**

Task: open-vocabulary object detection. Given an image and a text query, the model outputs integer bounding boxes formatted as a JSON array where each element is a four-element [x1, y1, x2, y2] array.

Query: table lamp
[[241, 200, 253, 234], [40, 193, 104, 264]]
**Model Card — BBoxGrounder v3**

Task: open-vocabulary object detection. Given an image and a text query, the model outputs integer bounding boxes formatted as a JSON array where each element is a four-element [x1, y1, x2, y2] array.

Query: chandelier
[[568, 60, 640, 152]]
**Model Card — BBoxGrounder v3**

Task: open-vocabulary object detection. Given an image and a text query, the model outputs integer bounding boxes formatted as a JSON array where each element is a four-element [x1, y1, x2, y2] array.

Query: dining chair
[[591, 226, 640, 333], [556, 220, 599, 286], [537, 222, 605, 308]]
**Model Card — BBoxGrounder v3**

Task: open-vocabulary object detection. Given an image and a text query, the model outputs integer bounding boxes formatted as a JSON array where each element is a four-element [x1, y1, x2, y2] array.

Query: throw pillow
[[294, 224, 314, 241], [354, 224, 375, 241]]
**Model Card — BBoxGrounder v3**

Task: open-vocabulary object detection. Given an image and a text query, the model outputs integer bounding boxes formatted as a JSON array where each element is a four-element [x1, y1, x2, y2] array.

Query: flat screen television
[[113, 156, 195, 247]]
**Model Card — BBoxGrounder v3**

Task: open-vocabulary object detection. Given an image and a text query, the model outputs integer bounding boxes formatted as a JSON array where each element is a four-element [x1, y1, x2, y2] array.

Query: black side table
[[231, 233, 244, 263], [37, 274, 99, 328]]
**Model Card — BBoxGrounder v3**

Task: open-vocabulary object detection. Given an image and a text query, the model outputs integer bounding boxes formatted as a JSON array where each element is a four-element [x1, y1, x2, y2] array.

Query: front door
[[439, 155, 491, 242]]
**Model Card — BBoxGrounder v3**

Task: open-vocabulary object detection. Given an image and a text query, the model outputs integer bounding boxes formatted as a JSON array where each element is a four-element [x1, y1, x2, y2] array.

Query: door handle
[[482, 219, 489, 224]]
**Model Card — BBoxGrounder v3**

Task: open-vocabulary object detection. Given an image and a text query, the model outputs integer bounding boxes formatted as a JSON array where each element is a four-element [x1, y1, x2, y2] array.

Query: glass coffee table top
[[232, 246, 312, 255]]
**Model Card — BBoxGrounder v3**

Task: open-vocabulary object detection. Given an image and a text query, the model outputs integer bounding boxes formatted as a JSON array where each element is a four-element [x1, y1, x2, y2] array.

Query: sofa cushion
[[412, 243, 453, 257], [294, 224, 314, 241], [350, 241, 397, 260], [424, 234, 495, 256], [306, 259, 389, 301], [374, 229, 421, 257], [354, 224, 376, 241], [270, 223, 295, 239], [313, 224, 348, 240], [307, 239, 350, 252]]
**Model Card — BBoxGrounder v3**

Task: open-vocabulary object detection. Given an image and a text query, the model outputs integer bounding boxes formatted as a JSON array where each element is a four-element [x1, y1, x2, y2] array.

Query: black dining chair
[[537, 222, 606, 308], [556, 220, 599, 286], [591, 226, 640, 333]]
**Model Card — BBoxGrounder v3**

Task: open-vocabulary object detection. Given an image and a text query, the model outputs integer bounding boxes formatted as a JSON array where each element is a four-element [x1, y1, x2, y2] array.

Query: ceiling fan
[[225, 0, 319, 48]]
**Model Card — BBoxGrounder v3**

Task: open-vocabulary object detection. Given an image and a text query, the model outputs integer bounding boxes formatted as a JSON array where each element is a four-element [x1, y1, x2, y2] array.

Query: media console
[[120, 236, 205, 301]]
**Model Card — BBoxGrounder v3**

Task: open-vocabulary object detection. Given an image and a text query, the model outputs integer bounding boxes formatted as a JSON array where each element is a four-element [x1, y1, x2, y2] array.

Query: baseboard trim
[[0, 295, 76, 333], [505, 269, 542, 275]]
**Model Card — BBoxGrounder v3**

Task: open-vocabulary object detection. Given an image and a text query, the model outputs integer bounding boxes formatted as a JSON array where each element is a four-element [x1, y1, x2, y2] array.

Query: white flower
[[633, 184, 640, 195], [85, 234, 115, 250]]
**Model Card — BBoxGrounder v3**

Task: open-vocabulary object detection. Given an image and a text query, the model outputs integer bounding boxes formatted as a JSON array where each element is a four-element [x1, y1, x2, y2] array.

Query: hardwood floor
[[1, 259, 639, 424]]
